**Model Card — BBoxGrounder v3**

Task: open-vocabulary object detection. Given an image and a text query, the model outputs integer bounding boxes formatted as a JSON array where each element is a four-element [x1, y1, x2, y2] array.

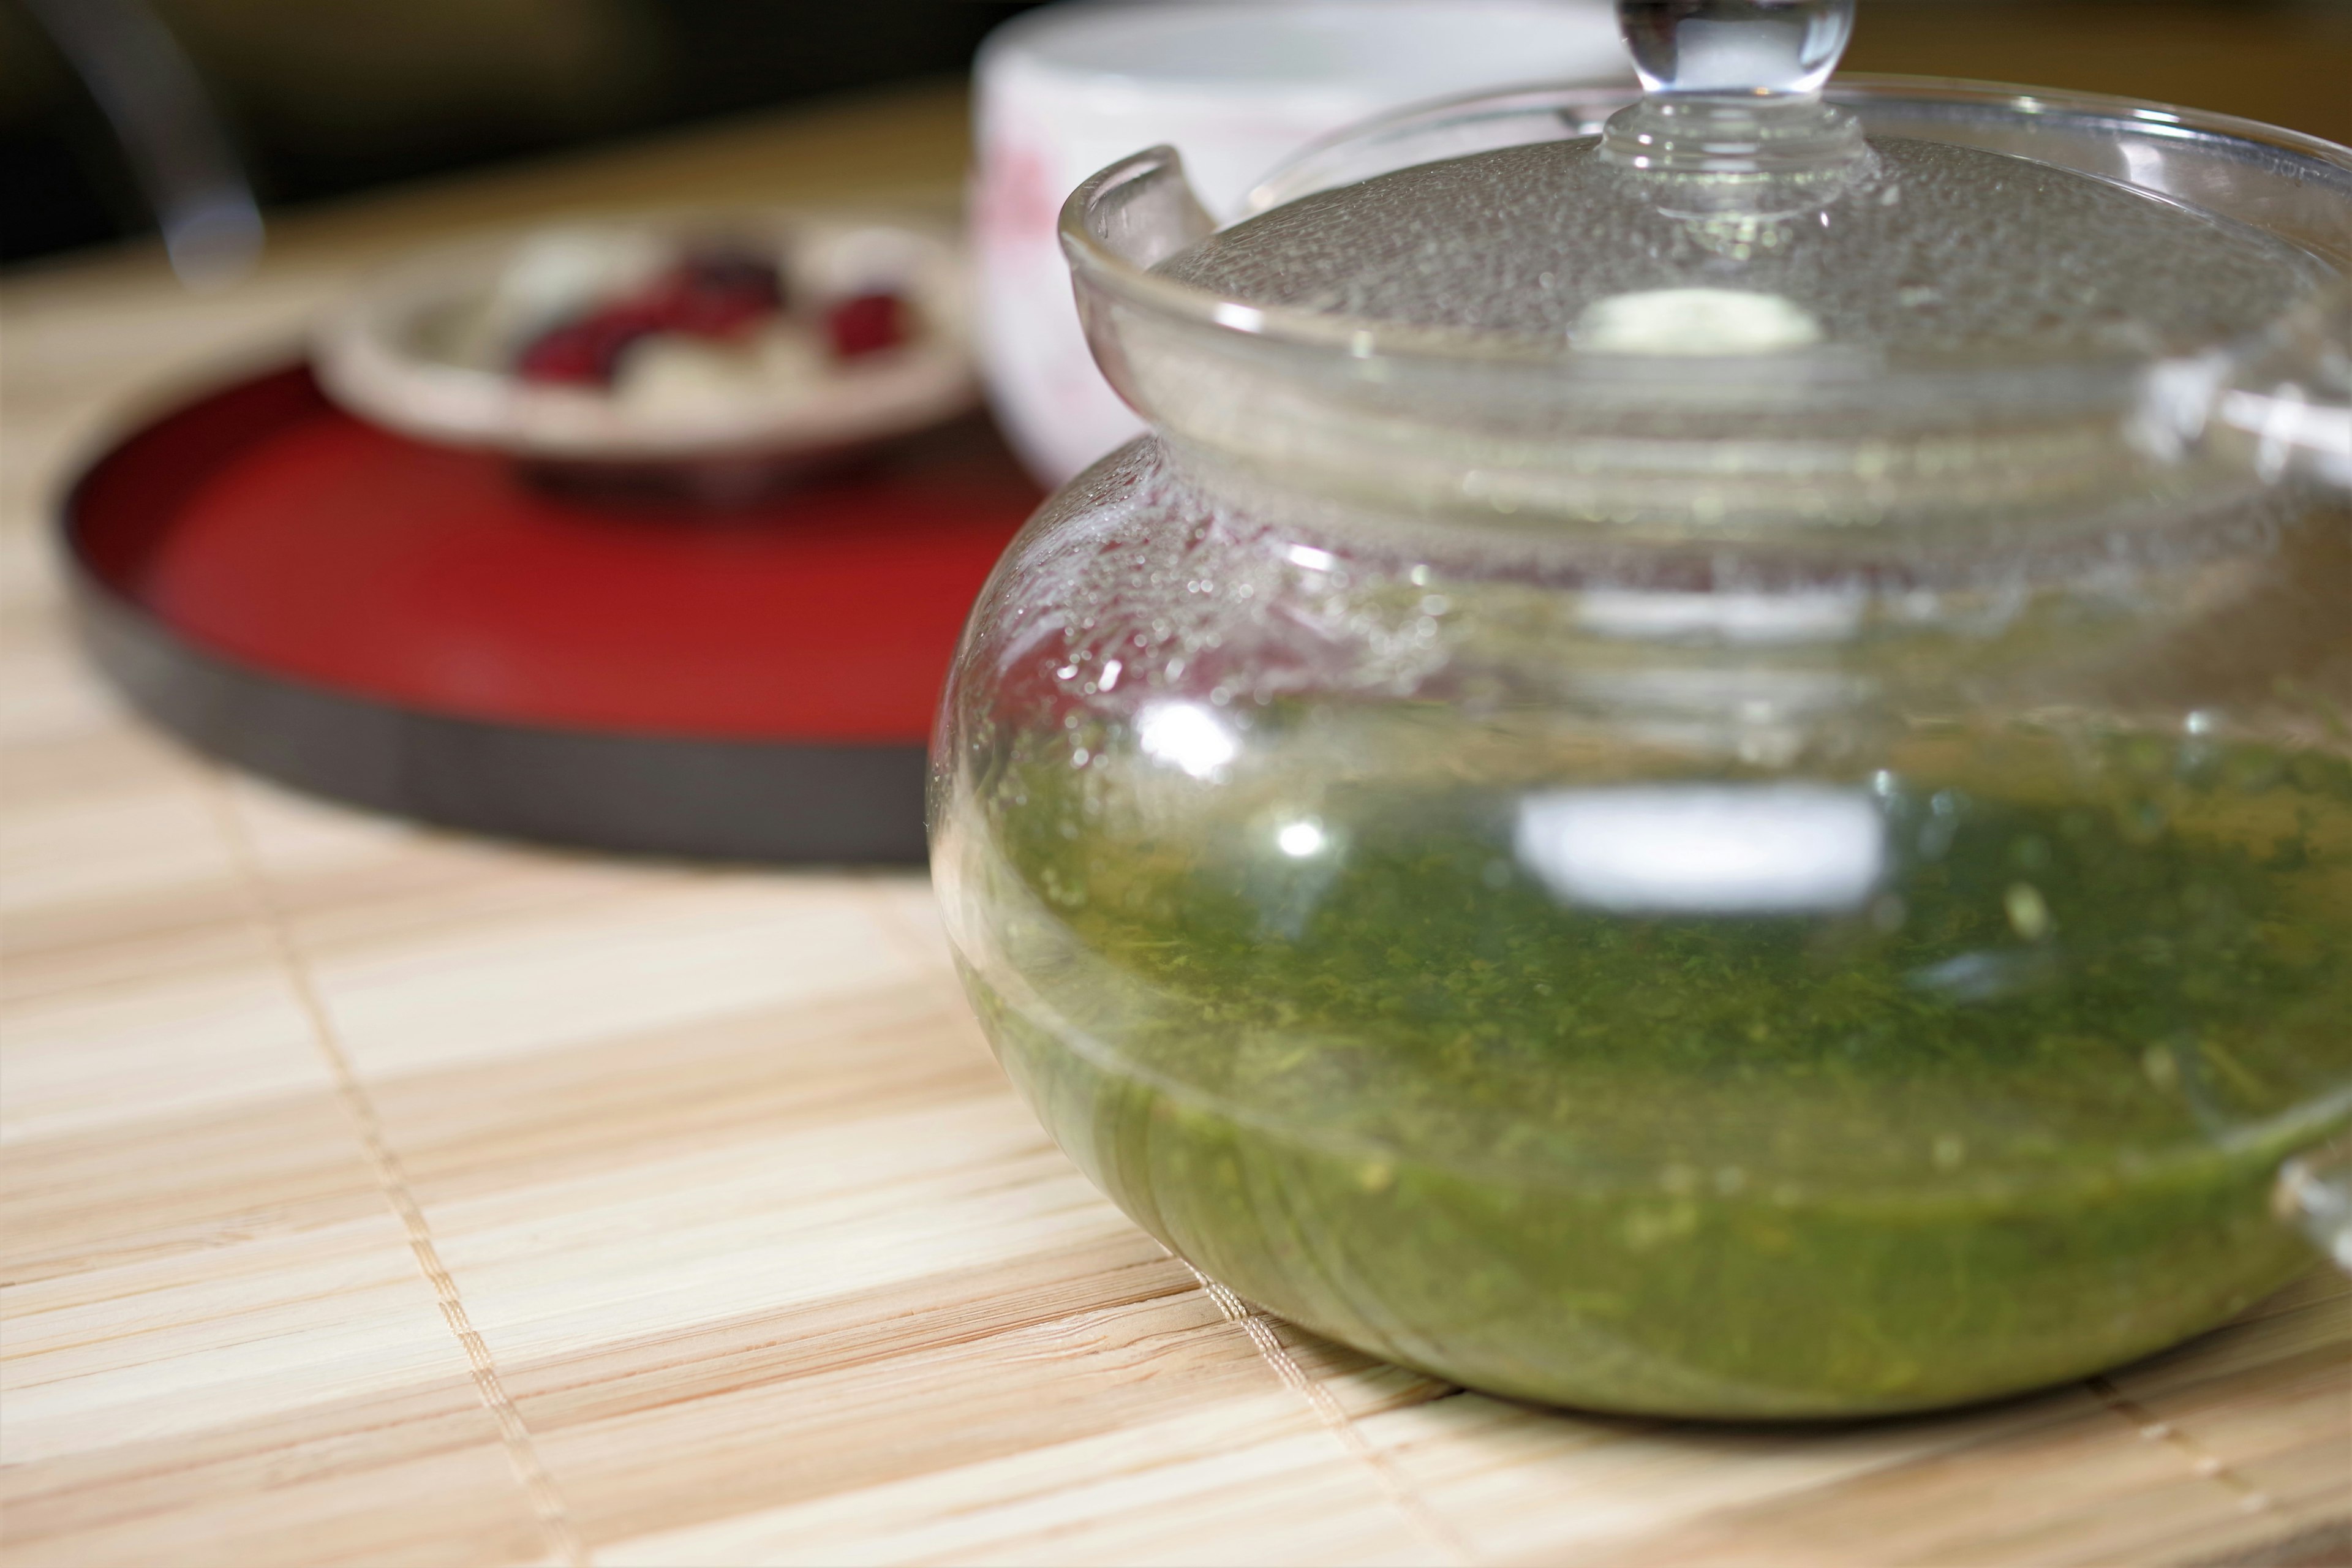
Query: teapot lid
[[1154, 0, 2336, 368]]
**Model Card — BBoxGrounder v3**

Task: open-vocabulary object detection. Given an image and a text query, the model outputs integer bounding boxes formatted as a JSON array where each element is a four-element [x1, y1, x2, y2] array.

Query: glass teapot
[[932, 0, 2352, 1419]]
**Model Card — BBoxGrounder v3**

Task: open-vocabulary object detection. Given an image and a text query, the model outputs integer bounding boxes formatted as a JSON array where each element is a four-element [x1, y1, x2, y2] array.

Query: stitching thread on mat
[[2087, 1374, 2272, 1516], [1185, 1264, 1475, 1567], [207, 778, 592, 1568]]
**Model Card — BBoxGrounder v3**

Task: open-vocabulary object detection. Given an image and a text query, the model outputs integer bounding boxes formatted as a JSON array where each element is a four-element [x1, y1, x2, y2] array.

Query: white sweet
[[497, 229, 668, 321], [614, 320, 827, 414]]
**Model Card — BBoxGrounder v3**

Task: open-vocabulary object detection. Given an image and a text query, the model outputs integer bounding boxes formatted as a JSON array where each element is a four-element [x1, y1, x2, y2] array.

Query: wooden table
[[3, 78, 2348, 1568]]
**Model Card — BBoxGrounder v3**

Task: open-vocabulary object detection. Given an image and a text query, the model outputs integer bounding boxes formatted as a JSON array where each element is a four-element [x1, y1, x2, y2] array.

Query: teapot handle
[[2277, 1135, 2352, 1273], [2142, 288, 2352, 492], [2214, 313, 2352, 492]]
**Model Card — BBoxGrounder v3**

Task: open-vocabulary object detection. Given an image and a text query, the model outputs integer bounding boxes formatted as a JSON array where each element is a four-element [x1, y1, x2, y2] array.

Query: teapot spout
[[1063, 145, 1216, 271], [1060, 146, 1218, 421]]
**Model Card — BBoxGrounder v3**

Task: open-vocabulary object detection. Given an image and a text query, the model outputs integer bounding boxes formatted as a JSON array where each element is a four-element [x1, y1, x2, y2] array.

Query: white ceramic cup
[[973, 0, 1630, 486]]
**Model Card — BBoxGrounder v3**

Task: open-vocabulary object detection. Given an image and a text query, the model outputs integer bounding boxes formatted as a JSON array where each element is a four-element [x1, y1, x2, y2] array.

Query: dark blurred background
[[3, 0, 2347, 267]]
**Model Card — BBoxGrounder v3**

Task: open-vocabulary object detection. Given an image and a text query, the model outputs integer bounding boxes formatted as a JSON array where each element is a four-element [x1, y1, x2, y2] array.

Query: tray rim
[[56, 358, 949, 864]]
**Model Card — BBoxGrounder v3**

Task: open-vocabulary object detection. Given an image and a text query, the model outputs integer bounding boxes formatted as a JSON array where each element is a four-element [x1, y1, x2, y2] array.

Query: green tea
[[950, 726, 2351, 1416]]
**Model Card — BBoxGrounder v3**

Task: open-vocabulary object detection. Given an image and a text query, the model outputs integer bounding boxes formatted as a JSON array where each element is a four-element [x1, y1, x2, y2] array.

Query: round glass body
[[931, 78, 2352, 1419]]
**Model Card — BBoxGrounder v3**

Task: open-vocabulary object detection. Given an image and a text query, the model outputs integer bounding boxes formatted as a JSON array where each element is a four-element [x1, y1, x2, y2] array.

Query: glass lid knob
[[1603, 0, 1866, 176], [1620, 0, 1853, 97]]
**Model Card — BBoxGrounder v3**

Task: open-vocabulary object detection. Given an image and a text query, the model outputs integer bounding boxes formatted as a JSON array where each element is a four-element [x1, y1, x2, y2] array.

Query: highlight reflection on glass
[[1513, 784, 1885, 913], [1135, 701, 1237, 779]]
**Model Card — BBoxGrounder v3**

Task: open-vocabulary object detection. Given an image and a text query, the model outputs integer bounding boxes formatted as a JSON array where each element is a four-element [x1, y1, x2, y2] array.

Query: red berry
[[643, 252, 786, 339], [826, 292, 909, 358], [514, 251, 788, 386], [514, 301, 668, 386]]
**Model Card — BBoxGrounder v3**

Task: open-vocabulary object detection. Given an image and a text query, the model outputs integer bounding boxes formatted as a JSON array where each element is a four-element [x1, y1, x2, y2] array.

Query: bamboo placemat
[[3, 78, 2348, 1568]]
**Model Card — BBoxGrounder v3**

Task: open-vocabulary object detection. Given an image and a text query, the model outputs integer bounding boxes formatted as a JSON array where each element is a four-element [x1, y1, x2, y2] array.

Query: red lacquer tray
[[61, 364, 1043, 861]]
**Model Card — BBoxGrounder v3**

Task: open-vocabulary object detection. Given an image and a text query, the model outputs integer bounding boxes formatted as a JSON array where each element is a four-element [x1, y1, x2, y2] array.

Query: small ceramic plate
[[313, 211, 977, 465]]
